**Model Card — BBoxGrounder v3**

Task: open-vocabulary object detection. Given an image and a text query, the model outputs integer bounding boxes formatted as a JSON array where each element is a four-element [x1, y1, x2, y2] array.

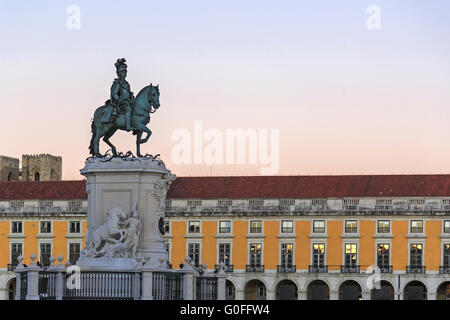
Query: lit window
[[250, 220, 262, 233], [444, 220, 450, 234], [411, 220, 423, 233], [345, 220, 358, 233], [377, 220, 390, 233]]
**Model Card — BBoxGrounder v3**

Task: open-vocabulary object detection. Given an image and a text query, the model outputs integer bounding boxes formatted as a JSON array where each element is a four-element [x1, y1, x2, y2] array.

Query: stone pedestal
[[79, 156, 175, 271]]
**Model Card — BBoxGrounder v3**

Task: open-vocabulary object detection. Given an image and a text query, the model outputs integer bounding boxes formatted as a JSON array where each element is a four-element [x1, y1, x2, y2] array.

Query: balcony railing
[[439, 266, 450, 274], [277, 265, 296, 273], [341, 265, 360, 273], [215, 264, 233, 273], [246, 265, 264, 273], [377, 265, 393, 273], [7, 264, 16, 272], [309, 265, 328, 273], [406, 265, 426, 274]]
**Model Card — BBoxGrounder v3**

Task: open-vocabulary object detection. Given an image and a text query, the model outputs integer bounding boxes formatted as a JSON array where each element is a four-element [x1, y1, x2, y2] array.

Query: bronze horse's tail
[[89, 118, 96, 156]]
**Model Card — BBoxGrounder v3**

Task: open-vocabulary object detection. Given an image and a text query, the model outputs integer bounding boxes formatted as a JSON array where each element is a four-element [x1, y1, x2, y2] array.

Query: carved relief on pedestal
[[82, 202, 141, 259]]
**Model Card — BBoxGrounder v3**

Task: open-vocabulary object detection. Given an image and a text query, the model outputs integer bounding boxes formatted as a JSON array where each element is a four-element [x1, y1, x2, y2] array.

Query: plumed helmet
[[115, 58, 127, 73]]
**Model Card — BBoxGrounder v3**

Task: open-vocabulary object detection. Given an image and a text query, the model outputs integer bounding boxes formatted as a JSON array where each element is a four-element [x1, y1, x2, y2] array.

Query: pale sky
[[1, 1, 450, 179]]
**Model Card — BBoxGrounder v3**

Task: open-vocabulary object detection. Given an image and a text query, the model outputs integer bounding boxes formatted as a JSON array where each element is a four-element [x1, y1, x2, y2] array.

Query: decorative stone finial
[[17, 255, 24, 265], [30, 253, 36, 264], [184, 256, 192, 265], [49, 256, 56, 266]]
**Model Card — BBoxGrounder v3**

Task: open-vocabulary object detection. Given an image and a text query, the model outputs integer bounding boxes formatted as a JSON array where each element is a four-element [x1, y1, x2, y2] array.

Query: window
[[281, 220, 293, 233], [344, 244, 358, 267], [280, 243, 293, 267], [218, 243, 231, 266], [377, 220, 390, 233], [69, 221, 81, 233], [411, 220, 423, 233], [40, 243, 52, 267], [313, 220, 325, 233], [40, 221, 51, 234], [250, 220, 262, 233], [165, 199, 172, 209], [312, 243, 325, 268], [444, 221, 450, 234], [219, 221, 231, 233], [345, 220, 358, 233], [11, 243, 22, 266], [69, 243, 80, 265], [249, 243, 262, 266], [164, 221, 170, 234], [410, 244, 423, 268], [443, 244, 450, 268], [9, 200, 24, 211], [11, 221, 23, 233], [188, 221, 200, 233], [34, 172, 40, 181], [68, 200, 82, 212], [188, 243, 200, 267], [377, 243, 390, 271]]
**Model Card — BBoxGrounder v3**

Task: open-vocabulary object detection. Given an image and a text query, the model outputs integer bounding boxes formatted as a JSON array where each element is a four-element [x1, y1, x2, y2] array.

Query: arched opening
[[276, 279, 298, 300], [226, 280, 235, 300], [437, 282, 450, 300], [404, 281, 427, 300], [7, 172, 12, 181], [307, 280, 330, 300], [371, 281, 395, 300], [34, 172, 40, 181], [7, 278, 16, 300], [244, 279, 266, 300], [339, 280, 362, 300]]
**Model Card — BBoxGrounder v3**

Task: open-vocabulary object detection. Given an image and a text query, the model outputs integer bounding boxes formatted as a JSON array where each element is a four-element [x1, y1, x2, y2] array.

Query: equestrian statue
[[89, 58, 161, 157]]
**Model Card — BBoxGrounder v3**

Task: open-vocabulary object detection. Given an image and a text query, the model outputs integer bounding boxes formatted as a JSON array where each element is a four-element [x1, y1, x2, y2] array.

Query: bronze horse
[[89, 84, 160, 157]]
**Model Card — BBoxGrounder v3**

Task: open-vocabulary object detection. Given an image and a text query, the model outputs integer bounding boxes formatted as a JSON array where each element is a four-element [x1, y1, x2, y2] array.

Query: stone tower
[[21, 154, 62, 181], [0, 156, 20, 181]]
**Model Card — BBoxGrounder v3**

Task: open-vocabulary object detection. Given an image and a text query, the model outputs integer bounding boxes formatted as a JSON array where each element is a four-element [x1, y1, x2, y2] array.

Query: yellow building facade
[[1, 175, 450, 300]]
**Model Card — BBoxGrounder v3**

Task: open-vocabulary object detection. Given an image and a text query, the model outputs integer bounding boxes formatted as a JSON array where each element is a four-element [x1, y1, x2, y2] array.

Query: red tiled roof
[[0, 180, 87, 200], [1, 175, 450, 200]]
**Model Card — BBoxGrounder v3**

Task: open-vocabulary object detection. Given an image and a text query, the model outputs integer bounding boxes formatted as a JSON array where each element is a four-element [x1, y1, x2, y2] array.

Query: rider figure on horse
[[101, 58, 135, 131]]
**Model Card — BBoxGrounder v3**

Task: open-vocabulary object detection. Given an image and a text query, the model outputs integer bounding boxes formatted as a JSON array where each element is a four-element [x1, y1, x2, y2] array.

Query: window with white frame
[[69, 221, 81, 233], [188, 243, 200, 267], [11, 221, 23, 233], [377, 220, 390, 233], [313, 220, 325, 233], [11, 243, 22, 266], [410, 220, 423, 233], [377, 243, 390, 270], [40, 243, 52, 266], [345, 220, 358, 233], [249, 243, 262, 266], [218, 243, 231, 266], [312, 243, 325, 268], [219, 220, 231, 233], [410, 243, 423, 268], [69, 243, 80, 265], [281, 220, 293, 233], [249, 220, 262, 233], [344, 244, 358, 267], [280, 243, 294, 267], [443, 244, 450, 268], [188, 221, 200, 233], [164, 221, 170, 234], [40, 221, 51, 234], [444, 220, 450, 234]]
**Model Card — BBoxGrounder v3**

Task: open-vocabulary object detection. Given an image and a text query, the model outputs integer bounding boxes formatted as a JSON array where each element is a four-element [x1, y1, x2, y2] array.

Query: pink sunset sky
[[1, 1, 450, 179]]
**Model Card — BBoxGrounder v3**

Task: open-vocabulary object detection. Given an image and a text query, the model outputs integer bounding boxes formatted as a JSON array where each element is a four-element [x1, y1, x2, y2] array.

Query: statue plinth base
[[76, 256, 137, 272], [79, 156, 176, 271]]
